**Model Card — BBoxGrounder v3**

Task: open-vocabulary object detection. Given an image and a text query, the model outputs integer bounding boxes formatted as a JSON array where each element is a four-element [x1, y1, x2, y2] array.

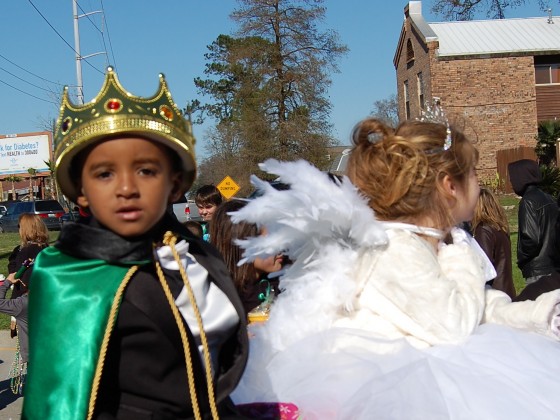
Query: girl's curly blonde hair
[[347, 118, 478, 230]]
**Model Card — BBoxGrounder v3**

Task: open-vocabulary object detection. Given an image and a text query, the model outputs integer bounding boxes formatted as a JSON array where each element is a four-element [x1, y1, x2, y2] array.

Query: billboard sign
[[0, 131, 52, 176]]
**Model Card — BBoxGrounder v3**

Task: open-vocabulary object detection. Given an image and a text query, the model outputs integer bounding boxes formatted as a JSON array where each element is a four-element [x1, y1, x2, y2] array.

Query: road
[[0, 330, 23, 419]]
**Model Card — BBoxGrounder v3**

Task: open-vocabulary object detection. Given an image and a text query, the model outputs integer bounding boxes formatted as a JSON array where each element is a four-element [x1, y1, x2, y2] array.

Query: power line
[[75, 1, 109, 68], [100, 0, 117, 69], [0, 78, 57, 104], [0, 65, 56, 93], [0, 53, 66, 86], [75, 0, 118, 70], [26, 0, 104, 75]]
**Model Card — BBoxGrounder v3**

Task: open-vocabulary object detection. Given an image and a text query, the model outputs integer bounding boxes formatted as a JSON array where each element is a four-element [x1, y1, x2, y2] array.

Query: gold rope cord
[[87, 265, 139, 420], [155, 231, 220, 420]]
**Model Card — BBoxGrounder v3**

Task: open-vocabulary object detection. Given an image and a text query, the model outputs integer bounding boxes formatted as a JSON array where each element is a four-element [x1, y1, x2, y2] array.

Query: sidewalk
[[0, 330, 23, 419]]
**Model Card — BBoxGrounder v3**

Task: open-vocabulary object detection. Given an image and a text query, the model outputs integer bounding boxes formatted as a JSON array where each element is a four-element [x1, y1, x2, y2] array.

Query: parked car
[[0, 200, 66, 232], [0, 201, 18, 218], [59, 209, 82, 226], [172, 195, 202, 223]]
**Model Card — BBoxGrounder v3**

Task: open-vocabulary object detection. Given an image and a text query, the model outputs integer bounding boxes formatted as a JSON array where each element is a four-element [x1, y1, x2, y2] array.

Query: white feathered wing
[[230, 159, 388, 352]]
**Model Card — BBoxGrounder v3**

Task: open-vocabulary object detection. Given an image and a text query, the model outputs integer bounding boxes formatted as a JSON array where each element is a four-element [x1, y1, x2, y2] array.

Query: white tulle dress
[[230, 159, 560, 420]]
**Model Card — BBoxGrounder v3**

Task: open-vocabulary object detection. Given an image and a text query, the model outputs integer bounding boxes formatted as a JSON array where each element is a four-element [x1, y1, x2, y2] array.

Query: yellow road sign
[[217, 175, 240, 199]]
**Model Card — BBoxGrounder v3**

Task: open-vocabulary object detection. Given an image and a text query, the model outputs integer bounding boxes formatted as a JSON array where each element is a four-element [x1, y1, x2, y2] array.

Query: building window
[[406, 39, 414, 63], [404, 80, 410, 120], [417, 72, 425, 109], [535, 64, 560, 84]]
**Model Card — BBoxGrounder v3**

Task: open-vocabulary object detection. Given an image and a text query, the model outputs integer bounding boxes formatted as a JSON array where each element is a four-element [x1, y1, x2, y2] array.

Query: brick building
[[394, 1, 560, 189]]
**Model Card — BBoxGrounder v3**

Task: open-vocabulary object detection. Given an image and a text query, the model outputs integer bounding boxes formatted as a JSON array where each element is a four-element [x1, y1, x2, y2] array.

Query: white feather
[[231, 159, 388, 351]]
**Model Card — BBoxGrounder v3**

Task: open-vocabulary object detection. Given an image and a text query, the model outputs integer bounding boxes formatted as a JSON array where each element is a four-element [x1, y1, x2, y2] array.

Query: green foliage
[[479, 172, 505, 194], [1, 175, 23, 200], [538, 164, 560, 201], [536, 120, 560, 166], [43, 159, 60, 200], [193, 0, 347, 187], [498, 196, 525, 294]]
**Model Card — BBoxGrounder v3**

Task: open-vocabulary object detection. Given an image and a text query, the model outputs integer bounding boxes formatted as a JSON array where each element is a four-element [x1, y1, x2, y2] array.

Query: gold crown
[[54, 66, 196, 202]]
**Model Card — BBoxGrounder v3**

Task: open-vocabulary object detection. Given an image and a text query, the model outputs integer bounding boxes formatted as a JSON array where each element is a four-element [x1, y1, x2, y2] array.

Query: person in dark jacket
[[471, 188, 516, 299], [508, 159, 560, 284]]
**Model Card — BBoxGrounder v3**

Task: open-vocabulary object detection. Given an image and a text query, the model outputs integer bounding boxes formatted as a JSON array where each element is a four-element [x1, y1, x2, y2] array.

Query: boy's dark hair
[[195, 185, 223, 207]]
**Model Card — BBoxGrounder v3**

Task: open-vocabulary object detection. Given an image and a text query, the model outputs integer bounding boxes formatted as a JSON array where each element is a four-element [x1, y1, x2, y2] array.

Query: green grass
[[0, 231, 59, 329], [498, 195, 525, 295]]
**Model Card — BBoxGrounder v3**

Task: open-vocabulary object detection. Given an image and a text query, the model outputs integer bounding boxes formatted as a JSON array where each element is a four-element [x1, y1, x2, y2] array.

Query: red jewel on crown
[[159, 105, 174, 121], [105, 98, 123, 113]]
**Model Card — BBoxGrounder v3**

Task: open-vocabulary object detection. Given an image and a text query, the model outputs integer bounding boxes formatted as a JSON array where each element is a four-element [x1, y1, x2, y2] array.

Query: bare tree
[[371, 94, 399, 128], [431, 0, 549, 20]]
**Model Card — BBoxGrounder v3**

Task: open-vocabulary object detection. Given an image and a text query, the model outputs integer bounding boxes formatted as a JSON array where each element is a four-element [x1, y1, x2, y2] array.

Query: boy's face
[[197, 203, 218, 221], [76, 137, 182, 238]]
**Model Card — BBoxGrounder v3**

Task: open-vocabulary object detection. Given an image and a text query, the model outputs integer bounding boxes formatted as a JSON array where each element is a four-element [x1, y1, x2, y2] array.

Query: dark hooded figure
[[508, 159, 560, 285]]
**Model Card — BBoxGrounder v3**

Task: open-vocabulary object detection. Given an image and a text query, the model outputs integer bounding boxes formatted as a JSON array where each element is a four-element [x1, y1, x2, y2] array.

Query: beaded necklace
[[9, 325, 26, 395]]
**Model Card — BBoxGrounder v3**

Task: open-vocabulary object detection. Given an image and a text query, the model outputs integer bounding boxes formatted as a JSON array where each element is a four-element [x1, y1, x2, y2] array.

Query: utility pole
[[72, 0, 107, 105], [72, 0, 84, 104]]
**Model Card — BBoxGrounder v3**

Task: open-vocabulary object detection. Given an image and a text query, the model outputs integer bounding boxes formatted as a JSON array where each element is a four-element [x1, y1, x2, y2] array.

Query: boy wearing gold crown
[[23, 67, 250, 420]]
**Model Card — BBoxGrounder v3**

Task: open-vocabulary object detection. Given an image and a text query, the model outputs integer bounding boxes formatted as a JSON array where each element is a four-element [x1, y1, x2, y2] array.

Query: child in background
[[6, 214, 49, 338], [7, 214, 49, 299], [2, 214, 49, 393], [231, 116, 560, 419], [195, 185, 223, 241], [23, 67, 249, 420], [210, 200, 284, 316], [471, 187, 516, 299]]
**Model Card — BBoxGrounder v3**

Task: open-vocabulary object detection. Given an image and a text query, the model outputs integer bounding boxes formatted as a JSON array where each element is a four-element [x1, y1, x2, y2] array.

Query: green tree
[[231, 0, 347, 160], [536, 120, 560, 165], [44, 159, 59, 201], [3, 175, 23, 200], [431, 0, 549, 20], [27, 168, 37, 201], [195, 0, 347, 183]]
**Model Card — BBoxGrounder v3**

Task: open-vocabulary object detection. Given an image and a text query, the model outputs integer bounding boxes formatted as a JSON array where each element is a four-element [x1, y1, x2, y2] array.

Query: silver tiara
[[418, 98, 452, 152]]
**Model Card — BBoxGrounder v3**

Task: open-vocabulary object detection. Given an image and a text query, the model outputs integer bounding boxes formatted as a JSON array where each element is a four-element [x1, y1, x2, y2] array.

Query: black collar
[[55, 213, 190, 264]]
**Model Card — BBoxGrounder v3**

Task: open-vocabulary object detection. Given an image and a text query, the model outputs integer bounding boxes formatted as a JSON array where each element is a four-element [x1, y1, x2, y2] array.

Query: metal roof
[[427, 16, 560, 57]]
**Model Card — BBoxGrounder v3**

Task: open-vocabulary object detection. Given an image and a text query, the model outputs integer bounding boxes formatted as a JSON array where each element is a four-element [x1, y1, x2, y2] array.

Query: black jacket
[[55, 215, 249, 420], [508, 159, 560, 278]]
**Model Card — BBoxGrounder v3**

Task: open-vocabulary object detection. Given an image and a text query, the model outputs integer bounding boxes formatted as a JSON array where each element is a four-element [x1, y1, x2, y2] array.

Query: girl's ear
[[442, 174, 457, 197]]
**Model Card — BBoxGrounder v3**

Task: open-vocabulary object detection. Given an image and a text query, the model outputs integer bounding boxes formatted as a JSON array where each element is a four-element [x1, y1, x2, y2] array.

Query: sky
[[0, 0, 550, 157]]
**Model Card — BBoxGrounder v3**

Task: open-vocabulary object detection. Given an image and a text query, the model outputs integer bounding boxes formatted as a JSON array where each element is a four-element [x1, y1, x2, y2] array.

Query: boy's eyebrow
[[87, 157, 164, 170], [86, 160, 115, 171]]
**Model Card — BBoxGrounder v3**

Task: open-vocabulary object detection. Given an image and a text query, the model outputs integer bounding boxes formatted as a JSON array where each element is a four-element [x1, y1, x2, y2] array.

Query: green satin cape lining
[[23, 246, 143, 420]]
